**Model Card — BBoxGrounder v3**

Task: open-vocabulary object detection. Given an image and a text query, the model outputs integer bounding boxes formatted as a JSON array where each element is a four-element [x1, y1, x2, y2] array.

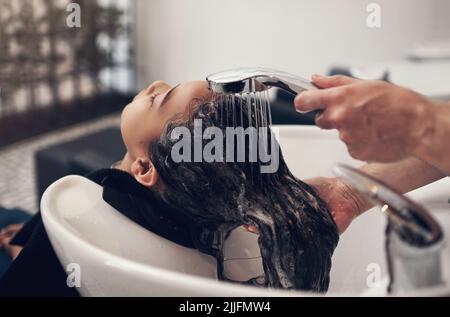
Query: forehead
[[172, 80, 211, 104], [163, 80, 212, 117]]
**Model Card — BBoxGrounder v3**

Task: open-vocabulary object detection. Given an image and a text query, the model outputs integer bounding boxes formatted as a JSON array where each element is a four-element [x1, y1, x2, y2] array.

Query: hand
[[304, 177, 371, 234], [0, 223, 24, 260], [244, 177, 370, 235], [295, 75, 437, 163]]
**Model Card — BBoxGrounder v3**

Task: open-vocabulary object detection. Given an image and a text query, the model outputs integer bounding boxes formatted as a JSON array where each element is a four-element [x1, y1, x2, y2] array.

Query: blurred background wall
[[135, 0, 450, 86]]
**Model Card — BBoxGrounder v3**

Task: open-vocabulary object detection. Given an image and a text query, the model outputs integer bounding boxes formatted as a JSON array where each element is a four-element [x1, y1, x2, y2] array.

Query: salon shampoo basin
[[41, 125, 450, 296]]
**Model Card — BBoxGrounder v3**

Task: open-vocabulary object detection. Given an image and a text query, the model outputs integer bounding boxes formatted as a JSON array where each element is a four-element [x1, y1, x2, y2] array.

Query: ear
[[130, 157, 159, 188]]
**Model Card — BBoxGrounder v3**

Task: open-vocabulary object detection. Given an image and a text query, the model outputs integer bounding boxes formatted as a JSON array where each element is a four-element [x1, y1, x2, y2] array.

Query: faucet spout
[[333, 164, 445, 293]]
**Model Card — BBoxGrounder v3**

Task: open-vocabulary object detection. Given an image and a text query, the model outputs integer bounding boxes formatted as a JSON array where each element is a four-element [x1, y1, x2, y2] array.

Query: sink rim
[[41, 125, 450, 297]]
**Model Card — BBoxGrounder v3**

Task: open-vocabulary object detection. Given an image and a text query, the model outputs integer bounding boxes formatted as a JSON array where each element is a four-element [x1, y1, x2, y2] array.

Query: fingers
[[0, 223, 24, 238], [5, 223, 23, 232], [9, 246, 24, 260], [311, 74, 359, 89], [0, 235, 12, 248], [315, 112, 335, 130], [294, 90, 329, 113], [294, 83, 351, 113], [315, 105, 350, 130], [0, 234, 13, 255], [0, 234, 23, 260], [294, 75, 358, 113]]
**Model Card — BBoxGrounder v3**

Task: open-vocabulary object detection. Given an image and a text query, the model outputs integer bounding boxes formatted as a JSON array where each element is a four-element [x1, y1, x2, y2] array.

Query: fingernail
[[294, 103, 304, 113], [294, 93, 305, 105], [296, 108, 309, 114]]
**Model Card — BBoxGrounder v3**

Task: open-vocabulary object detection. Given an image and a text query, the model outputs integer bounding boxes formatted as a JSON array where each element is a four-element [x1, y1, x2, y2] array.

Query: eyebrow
[[160, 84, 180, 108]]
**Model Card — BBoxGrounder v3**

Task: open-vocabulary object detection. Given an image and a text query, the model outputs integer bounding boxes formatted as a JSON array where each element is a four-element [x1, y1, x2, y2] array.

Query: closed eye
[[149, 93, 160, 106]]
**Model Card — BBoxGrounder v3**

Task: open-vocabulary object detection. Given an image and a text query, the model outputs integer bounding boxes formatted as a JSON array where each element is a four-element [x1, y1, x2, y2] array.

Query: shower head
[[207, 67, 318, 95]]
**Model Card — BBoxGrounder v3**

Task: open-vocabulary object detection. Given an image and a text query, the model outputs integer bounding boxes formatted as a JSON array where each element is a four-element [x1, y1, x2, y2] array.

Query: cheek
[[121, 101, 158, 155], [121, 102, 144, 149]]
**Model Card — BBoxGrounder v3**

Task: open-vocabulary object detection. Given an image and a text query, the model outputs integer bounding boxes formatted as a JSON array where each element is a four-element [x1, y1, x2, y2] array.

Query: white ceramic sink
[[41, 126, 450, 296]]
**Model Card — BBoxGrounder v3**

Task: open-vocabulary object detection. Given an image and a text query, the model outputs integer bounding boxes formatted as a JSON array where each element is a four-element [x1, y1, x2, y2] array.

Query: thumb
[[311, 74, 359, 89]]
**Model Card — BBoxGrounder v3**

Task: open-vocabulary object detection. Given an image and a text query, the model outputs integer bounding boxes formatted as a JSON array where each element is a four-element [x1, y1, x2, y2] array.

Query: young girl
[[0, 80, 339, 295]]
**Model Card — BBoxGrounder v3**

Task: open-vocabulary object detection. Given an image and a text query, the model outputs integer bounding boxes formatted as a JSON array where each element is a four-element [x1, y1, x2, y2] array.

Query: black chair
[[35, 127, 125, 201]]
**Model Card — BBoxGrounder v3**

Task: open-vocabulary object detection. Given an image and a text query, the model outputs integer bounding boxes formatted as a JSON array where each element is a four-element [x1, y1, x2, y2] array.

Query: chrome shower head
[[207, 67, 318, 95]]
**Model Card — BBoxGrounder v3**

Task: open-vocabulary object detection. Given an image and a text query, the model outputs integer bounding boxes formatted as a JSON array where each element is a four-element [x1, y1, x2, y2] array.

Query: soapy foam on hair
[[149, 93, 339, 292]]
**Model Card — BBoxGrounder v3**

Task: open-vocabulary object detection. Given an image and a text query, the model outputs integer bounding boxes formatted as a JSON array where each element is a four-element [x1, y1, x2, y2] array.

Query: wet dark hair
[[149, 95, 339, 292]]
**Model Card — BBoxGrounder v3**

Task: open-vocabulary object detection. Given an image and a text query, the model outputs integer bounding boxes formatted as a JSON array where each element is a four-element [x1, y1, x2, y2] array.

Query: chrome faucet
[[333, 164, 445, 294]]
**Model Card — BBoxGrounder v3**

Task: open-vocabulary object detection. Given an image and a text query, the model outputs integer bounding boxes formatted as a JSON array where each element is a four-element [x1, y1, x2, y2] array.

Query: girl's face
[[121, 80, 211, 159]]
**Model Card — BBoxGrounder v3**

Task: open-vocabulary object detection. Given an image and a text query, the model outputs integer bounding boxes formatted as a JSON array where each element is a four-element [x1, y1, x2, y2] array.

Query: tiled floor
[[0, 114, 121, 213]]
